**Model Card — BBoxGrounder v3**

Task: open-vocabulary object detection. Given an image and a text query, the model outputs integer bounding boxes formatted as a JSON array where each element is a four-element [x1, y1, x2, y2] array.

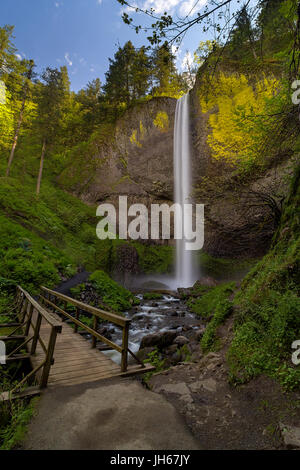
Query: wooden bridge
[[0, 286, 154, 400]]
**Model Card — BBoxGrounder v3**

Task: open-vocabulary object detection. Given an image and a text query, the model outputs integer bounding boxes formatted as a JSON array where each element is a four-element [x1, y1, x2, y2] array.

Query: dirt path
[[24, 377, 200, 450], [148, 354, 300, 450]]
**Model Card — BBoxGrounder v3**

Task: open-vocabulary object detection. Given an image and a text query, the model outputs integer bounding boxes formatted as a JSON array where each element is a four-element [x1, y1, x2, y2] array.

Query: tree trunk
[[36, 140, 46, 196], [6, 99, 26, 177]]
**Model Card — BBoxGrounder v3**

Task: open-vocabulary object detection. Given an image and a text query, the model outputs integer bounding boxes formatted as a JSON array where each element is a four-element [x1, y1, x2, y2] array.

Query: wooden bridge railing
[[0, 286, 62, 400], [39, 286, 144, 373]]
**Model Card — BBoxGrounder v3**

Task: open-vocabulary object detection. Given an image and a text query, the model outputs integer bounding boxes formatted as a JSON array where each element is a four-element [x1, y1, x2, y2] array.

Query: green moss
[[201, 299, 233, 352], [187, 282, 236, 318], [197, 252, 256, 280], [133, 243, 174, 274], [142, 292, 163, 300]]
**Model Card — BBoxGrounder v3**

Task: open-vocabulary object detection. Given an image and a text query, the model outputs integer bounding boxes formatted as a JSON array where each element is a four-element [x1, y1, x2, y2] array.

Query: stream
[[101, 293, 202, 365]]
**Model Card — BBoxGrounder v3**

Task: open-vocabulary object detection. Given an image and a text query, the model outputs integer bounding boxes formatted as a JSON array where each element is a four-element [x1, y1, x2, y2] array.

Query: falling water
[[174, 93, 195, 288]]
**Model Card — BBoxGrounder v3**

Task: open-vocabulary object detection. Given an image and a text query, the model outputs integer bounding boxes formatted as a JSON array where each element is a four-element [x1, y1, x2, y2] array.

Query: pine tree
[[150, 43, 178, 95], [6, 59, 35, 176], [35, 67, 67, 195]]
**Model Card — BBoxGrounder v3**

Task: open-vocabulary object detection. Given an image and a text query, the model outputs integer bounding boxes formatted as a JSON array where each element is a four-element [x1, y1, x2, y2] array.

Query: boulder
[[194, 327, 206, 341], [165, 344, 178, 355], [173, 336, 189, 346], [140, 330, 177, 350], [193, 277, 218, 289], [280, 423, 300, 449]]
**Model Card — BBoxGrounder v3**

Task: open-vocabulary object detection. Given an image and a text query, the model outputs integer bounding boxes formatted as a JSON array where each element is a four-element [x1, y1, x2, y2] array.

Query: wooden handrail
[[40, 286, 133, 373], [0, 286, 62, 399], [39, 295, 123, 353], [18, 286, 62, 331], [40, 286, 130, 327]]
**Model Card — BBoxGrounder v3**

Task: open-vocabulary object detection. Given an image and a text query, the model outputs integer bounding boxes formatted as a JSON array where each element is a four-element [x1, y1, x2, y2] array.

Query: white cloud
[[123, 0, 207, 16], [64, 53, 73, 66], [181, 50, 193, 71], [179, 0, 207, 17], [97, 0, 102, 4]]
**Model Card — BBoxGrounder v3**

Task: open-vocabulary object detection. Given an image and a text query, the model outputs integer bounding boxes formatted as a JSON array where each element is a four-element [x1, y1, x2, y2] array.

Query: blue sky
[[0, 0, 251, 91]]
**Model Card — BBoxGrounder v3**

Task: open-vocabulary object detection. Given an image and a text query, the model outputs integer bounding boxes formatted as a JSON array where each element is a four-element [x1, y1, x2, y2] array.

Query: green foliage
[[133, 243, 174, 274], [153, 111, 169, 132], [228, 168, 300, 389], [103, 41, 152, 106], [0, 397, 38, 450], [143, 347, 166, 382], [197, 252, 256, 280], [187, 282, 236, 318], [200, 73, 282, 169], [89, 270, 134, 313], [201, 300, 233, 352], [142, 292, 163, 300]]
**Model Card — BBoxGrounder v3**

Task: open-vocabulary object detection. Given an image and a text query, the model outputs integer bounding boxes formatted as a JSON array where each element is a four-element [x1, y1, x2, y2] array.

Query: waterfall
[[173, 93, 195, 288]]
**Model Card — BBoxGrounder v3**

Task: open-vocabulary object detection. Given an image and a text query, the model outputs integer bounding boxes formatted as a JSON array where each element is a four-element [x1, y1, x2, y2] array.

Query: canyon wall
[[59, 83, 292, 259]]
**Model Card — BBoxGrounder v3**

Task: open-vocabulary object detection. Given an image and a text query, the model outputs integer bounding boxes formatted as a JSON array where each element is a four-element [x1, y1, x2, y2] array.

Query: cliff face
[[59, 83, 292, 259], [189, 78, 292, 258], [59, 97, 176, 206]]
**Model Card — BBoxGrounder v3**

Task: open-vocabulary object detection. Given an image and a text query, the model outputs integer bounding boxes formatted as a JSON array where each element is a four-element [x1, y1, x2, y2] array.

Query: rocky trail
[[22, 285, 300, 450], [148, 316, 300, 450]]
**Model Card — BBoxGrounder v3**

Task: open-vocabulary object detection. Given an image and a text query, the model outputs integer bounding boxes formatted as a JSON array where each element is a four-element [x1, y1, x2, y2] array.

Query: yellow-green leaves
[[200, 73, 279, 165], [153, 111, 169, 132]]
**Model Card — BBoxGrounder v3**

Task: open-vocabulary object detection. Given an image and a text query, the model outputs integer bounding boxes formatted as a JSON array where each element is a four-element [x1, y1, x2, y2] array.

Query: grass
[[201, 299, 233, 352], [0, 396, 38, 450]]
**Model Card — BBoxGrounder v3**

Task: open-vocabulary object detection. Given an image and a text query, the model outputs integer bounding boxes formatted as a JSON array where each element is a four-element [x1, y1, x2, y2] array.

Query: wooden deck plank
[[28, 310, 149, 387]]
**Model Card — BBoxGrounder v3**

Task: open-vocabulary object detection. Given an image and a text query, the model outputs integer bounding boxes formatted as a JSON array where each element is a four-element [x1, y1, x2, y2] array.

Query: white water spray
[[173, 93, 195, 288]]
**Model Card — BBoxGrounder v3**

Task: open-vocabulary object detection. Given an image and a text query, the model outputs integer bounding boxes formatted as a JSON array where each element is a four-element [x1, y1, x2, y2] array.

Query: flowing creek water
[[101, 293, 202, 365]]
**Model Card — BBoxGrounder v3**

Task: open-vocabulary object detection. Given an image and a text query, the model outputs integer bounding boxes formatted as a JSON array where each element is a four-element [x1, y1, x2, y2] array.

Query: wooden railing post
[[92, 315, 98, 348], [31, 312, 42, 355], [25, 304, 34, 336], [74, 308, 79, 333], [15, 288, 22, 313], [20, 297, 28, 323], [40, 326, 59, 389], [121, 323, 129, 372]]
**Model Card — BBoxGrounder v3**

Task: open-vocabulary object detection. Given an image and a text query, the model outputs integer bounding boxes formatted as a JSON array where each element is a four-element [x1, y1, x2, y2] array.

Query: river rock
[[280, 423, 300, 448], [165, 344, 178, 355], [194, 327, 206, 341], [177, 288, 192, 299], [173, 336, 189, 346], [140, 330, 177, 350], [193, 277, 218, 289]]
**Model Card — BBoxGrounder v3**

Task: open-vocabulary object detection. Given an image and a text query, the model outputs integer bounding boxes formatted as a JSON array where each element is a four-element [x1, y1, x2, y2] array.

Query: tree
[[103, 41, 151, 105], [229, 6, 258, 60], [76, 78, 102, 132], [6, 59, 35, 176], [116, 0, 251, 45], [35, 67, 67, 195], [0, 25, 17, 77], [150, 43, 185, 96]]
